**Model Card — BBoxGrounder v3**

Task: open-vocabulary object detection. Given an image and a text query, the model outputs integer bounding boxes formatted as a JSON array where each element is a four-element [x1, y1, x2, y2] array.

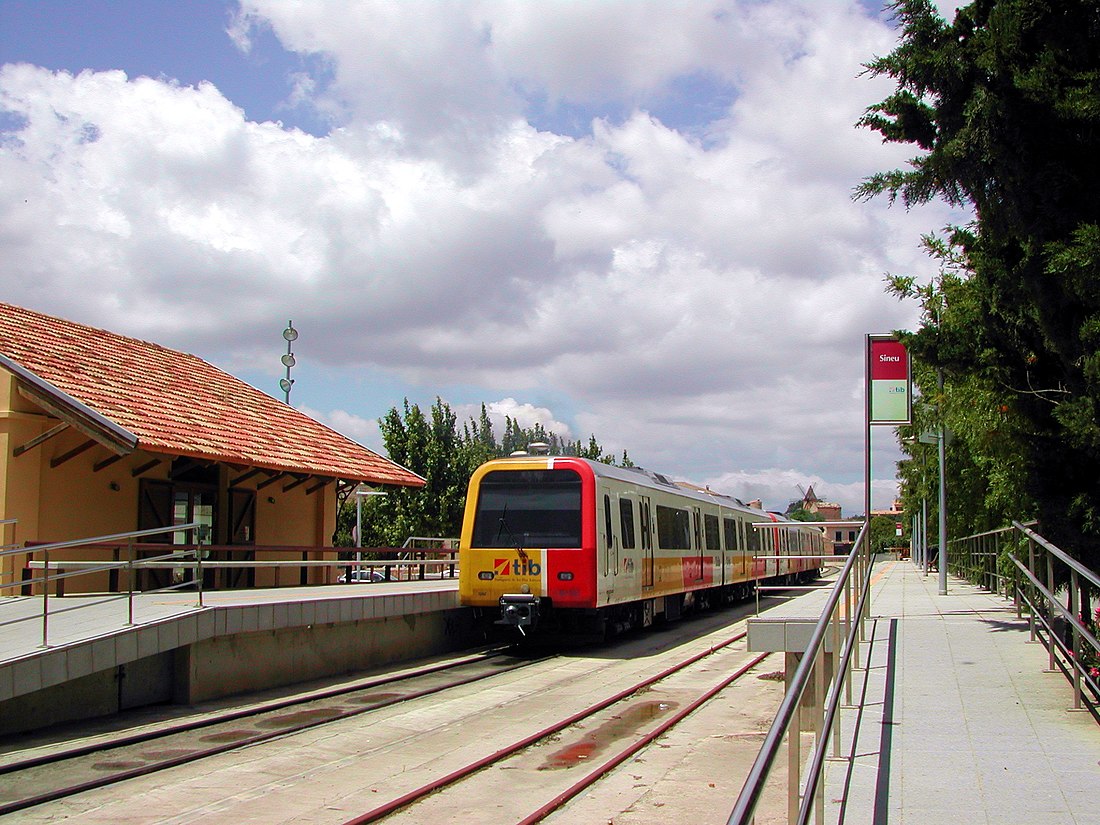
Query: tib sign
[[868, 335, 912, 426]]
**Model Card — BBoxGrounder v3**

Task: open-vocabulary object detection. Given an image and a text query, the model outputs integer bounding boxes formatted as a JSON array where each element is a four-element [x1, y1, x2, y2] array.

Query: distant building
[[790, 484, 852, 555], [0, 302, 424, 593]]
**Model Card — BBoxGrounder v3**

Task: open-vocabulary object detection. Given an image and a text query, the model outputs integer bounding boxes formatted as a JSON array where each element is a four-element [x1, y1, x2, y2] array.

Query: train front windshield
[[471, 469, 582, 548]]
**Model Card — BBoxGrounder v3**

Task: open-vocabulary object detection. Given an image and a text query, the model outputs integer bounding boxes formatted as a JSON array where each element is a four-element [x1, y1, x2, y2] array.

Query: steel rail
[[0, 647, 534, 816], [342, 629, 756, 825], [518, 651, 770, 824]]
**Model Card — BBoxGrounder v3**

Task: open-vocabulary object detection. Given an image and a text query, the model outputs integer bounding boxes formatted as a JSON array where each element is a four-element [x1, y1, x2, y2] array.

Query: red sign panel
[[870, 339, 909, 380]]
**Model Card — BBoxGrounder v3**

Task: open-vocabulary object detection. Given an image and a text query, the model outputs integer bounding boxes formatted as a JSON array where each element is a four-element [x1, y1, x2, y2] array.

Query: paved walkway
[[0, 580, 458, 703], [826, 559, 1100, 825]]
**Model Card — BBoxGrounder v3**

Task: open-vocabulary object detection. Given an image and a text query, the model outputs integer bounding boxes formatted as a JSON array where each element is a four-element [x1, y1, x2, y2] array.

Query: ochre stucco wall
[[0, 369, 342, 593]]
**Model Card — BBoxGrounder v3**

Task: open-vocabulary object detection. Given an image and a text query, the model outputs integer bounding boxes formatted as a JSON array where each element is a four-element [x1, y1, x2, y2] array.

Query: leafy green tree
[[860, 0, 1100, 568], [349, 399, 635, 546], [789, 508, 825, 523], [869, 515, 903, 554]]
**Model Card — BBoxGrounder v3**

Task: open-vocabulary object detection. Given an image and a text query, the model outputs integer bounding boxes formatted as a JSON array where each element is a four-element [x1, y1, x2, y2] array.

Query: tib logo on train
[[494, 556, 541, 577]]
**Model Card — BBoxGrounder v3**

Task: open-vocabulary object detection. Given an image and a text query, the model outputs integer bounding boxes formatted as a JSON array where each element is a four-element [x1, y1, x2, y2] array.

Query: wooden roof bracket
[[12, 422, 70, 457], [50, 439, 97, 469], [257, 472, 287, 491], [131, 458, 163, 478], [93, 452, 126, 472], [282, 474, 312, 493], [230, 467, 266, 486], [305, 477, 334, 495]]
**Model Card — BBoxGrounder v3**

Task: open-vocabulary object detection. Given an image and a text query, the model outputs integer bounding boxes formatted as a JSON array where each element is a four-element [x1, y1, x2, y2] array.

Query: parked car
[[338, 568, 386, 583]]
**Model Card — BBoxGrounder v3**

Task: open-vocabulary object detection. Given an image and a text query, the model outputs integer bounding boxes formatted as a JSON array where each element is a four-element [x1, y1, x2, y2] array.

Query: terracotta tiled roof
[[0, 302, 424, 487]]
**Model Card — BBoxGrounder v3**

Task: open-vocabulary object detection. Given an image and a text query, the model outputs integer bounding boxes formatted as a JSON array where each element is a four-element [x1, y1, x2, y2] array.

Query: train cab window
[[704, 514, 720, 551], [619, 498, 636, 550], [656, 505, 691, 550], [471, 469, 582, 548]]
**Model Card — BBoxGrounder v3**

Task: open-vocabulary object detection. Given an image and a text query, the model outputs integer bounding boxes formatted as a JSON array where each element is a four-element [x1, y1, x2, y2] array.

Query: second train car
[[458, 454, 823, 637]]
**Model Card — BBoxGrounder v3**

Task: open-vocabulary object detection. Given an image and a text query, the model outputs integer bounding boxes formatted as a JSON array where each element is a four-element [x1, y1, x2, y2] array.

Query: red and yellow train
[[458, 454, 822, 636]]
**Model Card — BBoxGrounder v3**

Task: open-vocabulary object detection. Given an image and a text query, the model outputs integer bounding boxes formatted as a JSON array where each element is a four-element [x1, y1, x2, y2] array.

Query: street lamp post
[[354, 488, 387, 575]]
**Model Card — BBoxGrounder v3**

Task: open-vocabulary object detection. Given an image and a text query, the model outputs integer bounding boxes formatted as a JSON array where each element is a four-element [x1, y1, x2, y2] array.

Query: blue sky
[[0, 0, 330, 132], [0, 1, 967, 513]]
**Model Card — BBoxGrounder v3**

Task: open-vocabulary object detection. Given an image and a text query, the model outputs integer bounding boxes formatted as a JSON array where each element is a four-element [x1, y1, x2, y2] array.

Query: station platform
[[825, 558, 1100, 824], [0, 579, 470, 734]]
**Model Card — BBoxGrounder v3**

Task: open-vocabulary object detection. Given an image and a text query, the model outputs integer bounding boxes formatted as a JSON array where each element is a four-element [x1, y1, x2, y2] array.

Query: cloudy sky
[[0, 0, 968, 514]]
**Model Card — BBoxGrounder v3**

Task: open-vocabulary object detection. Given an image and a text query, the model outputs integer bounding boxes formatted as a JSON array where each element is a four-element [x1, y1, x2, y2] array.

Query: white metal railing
[[728, 521, 873, 825], [3, 529, 461, 648], [1, 523, 204, 647], [1009, 522, 1098, 711]]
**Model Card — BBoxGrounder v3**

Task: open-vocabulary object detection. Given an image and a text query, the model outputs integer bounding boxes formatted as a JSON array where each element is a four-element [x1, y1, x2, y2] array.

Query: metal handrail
[[2, 523, 203, 647], [728, 521, 872, 825], [1009, 521, 1099, 711], [947, 520, 1098, 712]]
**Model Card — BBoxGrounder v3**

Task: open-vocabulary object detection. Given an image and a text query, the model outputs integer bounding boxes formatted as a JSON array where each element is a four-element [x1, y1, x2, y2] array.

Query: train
[[457, 452, 824, 637]]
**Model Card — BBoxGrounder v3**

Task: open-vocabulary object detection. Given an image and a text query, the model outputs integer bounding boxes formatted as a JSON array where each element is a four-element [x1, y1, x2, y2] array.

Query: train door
[[618, 494, 636, 584], [691, 507, 703, 583], [602, 493, 617, 578], [639, 495, 654, 589], [722, 515, 740, 584]]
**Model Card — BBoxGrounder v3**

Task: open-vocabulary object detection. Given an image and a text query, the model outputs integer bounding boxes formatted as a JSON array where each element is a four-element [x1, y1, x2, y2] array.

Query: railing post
[[849, 567, 858, 677], [832, 600, 843, 756], [1046, 544, 1057, 672], [1027, 536, 1037, 641], [127, 536, 135, 626], [196, 539, 205, 609], [787, 654, 801, 825], [40, 543, 50, 648], [814, 646, 826, 824], [1070, 569, 1081, 710]]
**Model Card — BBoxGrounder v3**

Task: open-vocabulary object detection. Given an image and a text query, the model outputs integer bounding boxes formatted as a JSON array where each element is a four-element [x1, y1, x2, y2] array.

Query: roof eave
[[0, 353, 139, 456]]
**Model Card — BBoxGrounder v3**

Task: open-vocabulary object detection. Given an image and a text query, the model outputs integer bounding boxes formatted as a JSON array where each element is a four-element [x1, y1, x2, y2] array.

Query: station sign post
[[864, 335, 912, 562], [868, 335, 912, 426]]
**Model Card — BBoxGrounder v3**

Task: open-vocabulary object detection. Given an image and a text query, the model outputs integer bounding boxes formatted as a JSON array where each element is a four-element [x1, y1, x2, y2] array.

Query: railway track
[[3, 597, 800, 824], [341, 627, 771, 824], [0, 646, 535, 817]]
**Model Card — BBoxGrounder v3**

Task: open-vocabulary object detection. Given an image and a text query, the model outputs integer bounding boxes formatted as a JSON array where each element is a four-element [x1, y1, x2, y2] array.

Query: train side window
[[619, 498, 636, 550], [604, 495, 614, 546], [640, 499, 652, 551], [704, 514, 720, 551], [656, 505, 691, 550], [748, 522, 761, 554], [723, 517, 737, 552]]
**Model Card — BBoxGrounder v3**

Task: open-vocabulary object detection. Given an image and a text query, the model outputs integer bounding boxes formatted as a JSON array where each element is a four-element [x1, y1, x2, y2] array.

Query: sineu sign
[[868, 335, 911, 426]]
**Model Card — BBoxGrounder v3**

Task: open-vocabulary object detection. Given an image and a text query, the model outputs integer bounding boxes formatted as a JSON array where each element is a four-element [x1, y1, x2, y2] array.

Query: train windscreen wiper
[[496, 504, 525, 551]]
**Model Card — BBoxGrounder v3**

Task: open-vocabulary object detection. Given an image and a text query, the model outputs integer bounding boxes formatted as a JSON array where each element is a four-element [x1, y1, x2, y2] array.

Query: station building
[[0, 302, 424, 594]]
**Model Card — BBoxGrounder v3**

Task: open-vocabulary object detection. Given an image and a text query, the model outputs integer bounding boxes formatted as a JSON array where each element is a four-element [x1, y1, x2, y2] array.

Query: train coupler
[[498, 594, 542, 636]]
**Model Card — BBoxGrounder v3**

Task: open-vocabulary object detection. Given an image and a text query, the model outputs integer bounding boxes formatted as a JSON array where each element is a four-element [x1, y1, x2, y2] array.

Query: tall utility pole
[[280, 321, 297, 404]]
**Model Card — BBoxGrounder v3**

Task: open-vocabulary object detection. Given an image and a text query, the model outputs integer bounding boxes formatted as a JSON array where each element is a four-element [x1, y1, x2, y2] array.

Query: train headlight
[[557, 572, 574, 581], [478, 571, 495, 580], [520, 584, 530, 594]]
